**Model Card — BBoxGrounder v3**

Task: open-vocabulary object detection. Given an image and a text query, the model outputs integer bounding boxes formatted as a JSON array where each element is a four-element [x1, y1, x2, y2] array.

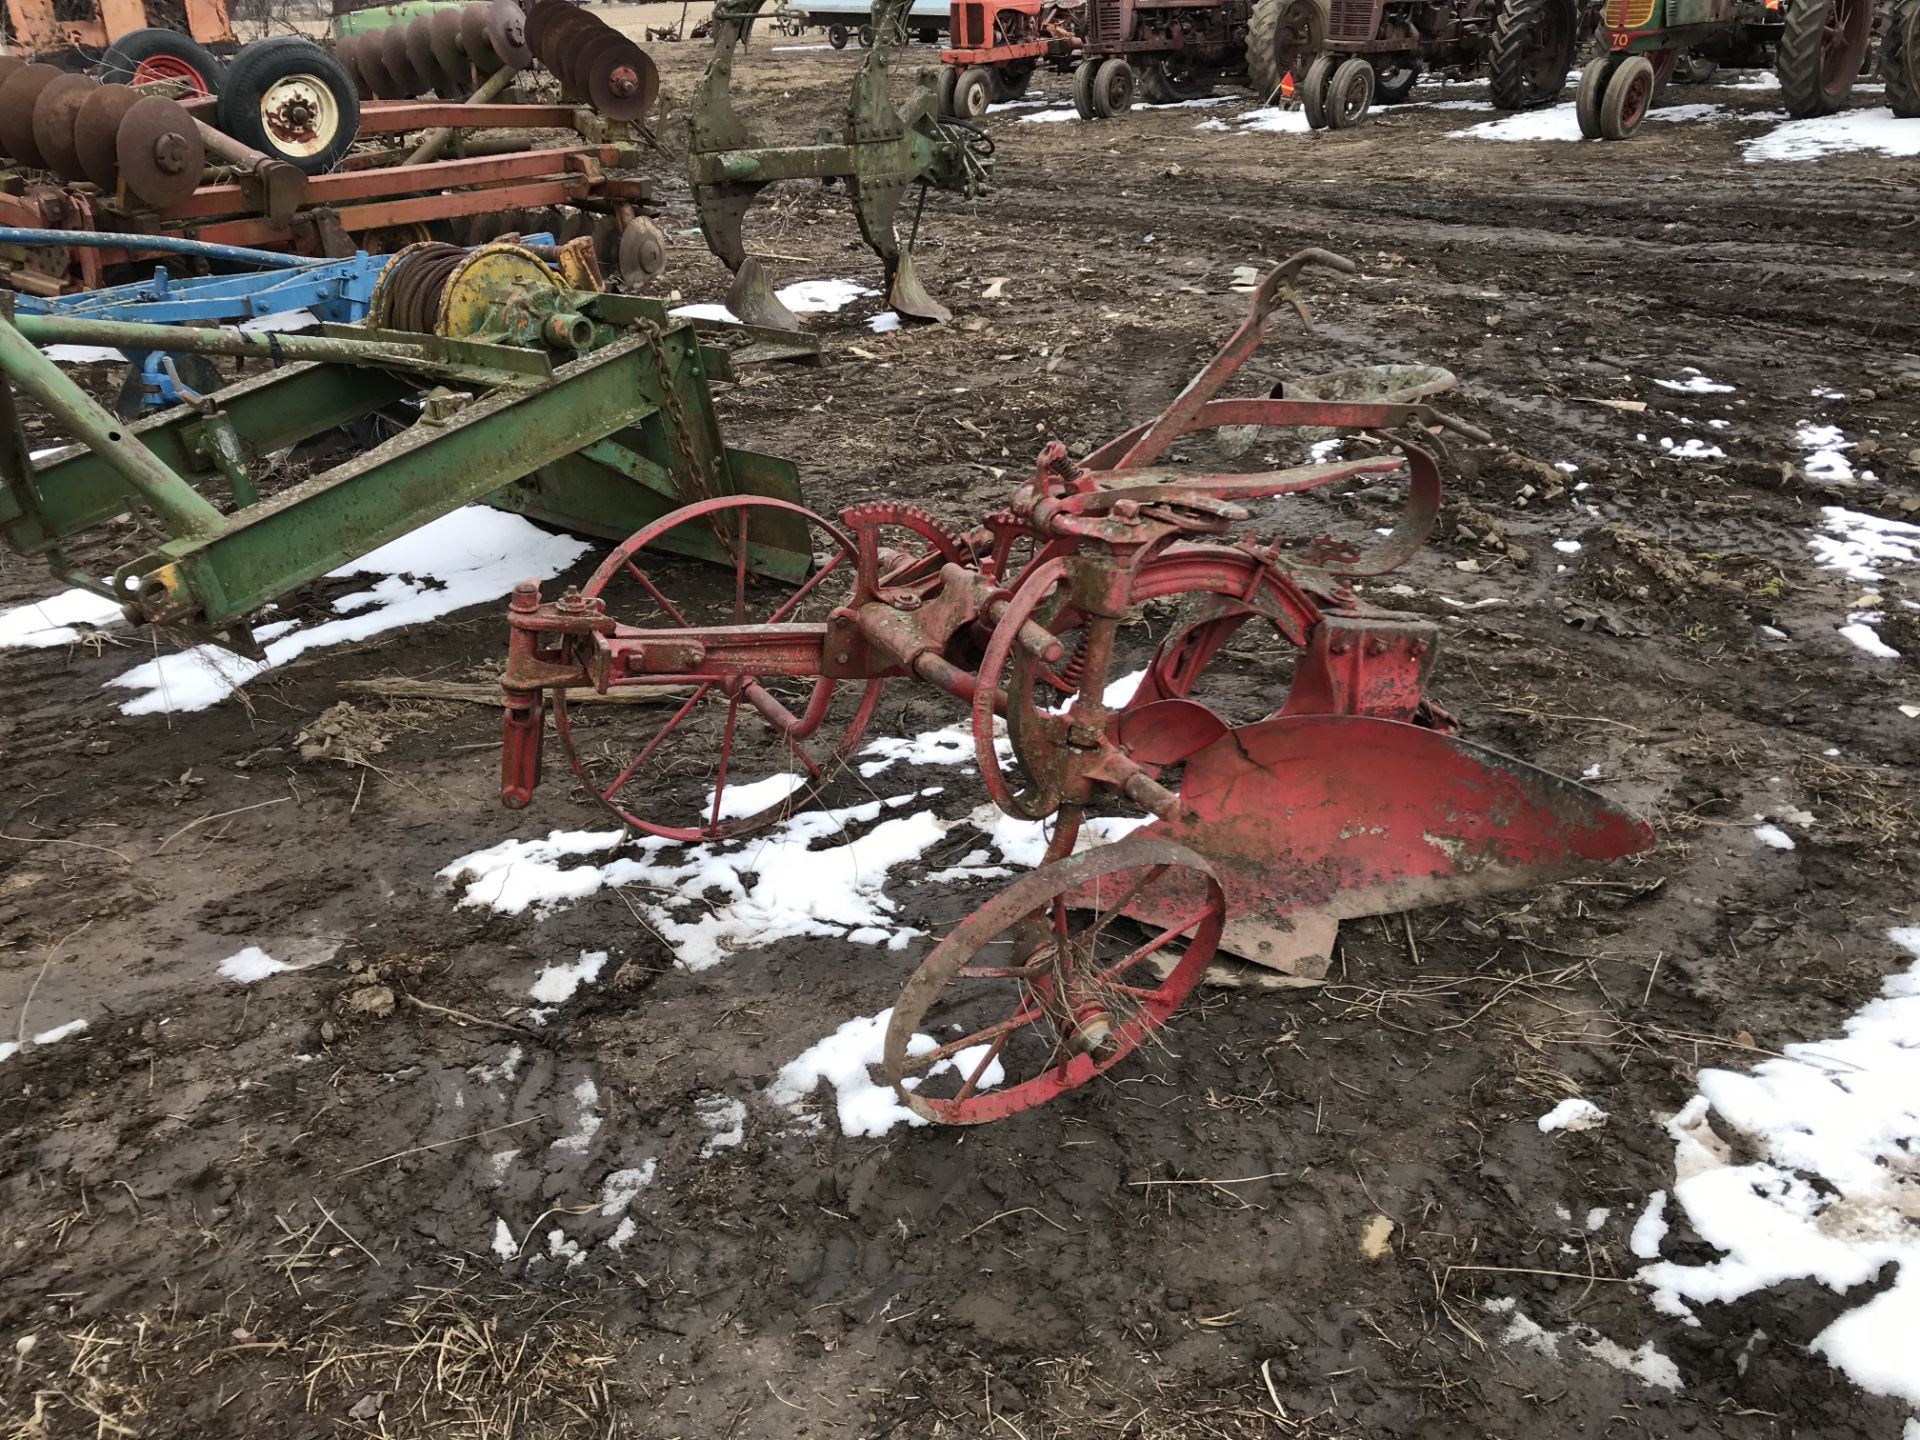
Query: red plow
[[498, 249, 1653, 1124]]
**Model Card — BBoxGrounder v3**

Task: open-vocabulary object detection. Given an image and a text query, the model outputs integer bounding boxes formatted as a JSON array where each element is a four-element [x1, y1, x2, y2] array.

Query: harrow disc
[[380, 23, 425, 96], [883, 837, 1227, 1124], [354, 29, 403, 97], [73, 83, 141, 189], [31, 73, 98, 183], [430, 8, 472, 90], [404, 16, 449, 94], [0, 63, 66, 169], [333, 35, 370, 99], [0, 57, 25, 93], [489, 0, 535, 70], [584, 37, 658, 120], [116, 95, 206, 210], [616, 215, 667, 284], [554, 497, 883, 842], [462, 3, 507, 74]]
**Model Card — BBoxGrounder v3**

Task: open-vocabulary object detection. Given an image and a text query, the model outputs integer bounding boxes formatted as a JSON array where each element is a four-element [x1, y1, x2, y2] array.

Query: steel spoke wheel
[[554, 497, 885, 842], [884, 838, 1226, 1123], [1777, 0, 1871, 115]]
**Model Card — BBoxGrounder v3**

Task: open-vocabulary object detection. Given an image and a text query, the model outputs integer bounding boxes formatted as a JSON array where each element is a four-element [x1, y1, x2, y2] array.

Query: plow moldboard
[[1106, 714, 1656, 979]]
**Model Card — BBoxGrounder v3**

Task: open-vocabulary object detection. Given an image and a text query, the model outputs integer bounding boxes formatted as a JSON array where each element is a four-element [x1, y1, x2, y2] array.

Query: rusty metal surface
[[496, 249, 1658, 1121], [0, 63, 65, 169], [117, 96, 207, 210], [30, 73, 97, 183]]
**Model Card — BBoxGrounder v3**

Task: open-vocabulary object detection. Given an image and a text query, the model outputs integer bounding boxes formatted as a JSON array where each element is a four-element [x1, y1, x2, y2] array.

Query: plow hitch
[[499, 249, 1655, 1122]]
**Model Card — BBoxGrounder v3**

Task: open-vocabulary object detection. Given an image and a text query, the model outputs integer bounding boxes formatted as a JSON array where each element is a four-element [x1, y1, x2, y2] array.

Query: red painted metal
[[497, 248, 1657, 1122]]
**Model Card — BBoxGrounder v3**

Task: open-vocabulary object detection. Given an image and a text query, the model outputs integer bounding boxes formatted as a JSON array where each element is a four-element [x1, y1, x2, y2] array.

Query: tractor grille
[[956, 1, 988, 46], [1603, 0, 1658, 28], [1327, 0, 1380, 41], [1087, 0, 1125, 44]]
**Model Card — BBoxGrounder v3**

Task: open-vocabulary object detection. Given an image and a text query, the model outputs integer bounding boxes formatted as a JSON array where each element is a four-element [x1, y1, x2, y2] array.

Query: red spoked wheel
[[883, 838, 1227, 1123], [553, 496, 885, 843], [972, 548, 1328, 820]]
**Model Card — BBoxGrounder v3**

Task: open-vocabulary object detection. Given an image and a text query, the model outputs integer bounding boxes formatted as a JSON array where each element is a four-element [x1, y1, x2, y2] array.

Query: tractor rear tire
[[936, 62, 959, 115], [1325, 56, 1376, 126], [99, 28, 227, 94], [1072, 56, 1101, 116], [952, 64, 994, 116], [1575, 53, 1612, 136], [1376, 63, 1419, 102], [1137, 56, 1214, 102], [1246, 0, 1329, 101], [217, 37, 360, 175], [1598, 52, 1654, 136], [1092, 56, 1135, 115], [1777, 0, 1871, 116], [1887, 0, 1920, 115], [1302, 52, 1338, 127], [1487, 0, 1578, 110]]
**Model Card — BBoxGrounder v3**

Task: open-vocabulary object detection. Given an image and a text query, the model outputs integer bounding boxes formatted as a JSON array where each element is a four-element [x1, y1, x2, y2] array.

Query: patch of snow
[[1808, 506, 1920, 583], [218, 947, 291, 984], [40, 344, 126, 363], [859, 725, 975, 777], [1018, 107, 1082, 123], [695, 1093, 747, 1154], [669, 301, 738, 322], [546, 1228, 586, 1268], [711, 772, 807, 821], [1482, 1298, 1681, 1390], [868, 311, 902, 334], [984, 96, 1048, 112], [1451, 100, 1722, 142], [1636, 927, 1920, 1405], [1659, 437, 1726, 460], [491, 1217, 520, 1260], [470, 1044, 523, 1087], [1751, 824, 1795, 850], [1581, 763, 1603, 780], [0, 588, 124, 650], [1554, 540, 1582, 555], [776, 278, 878, 314], [1586, 1207, 1611, 1231], [1655, 368, 1735, 394], [32, 1018, 88, 1046], [442, 790, 950, 970], [1839, 619, 1900, 659], [529, 950, 608, 1004], [1538, 1097, 1607, 1133], [1631, 1192, 1669, 1259], [599, 1162, 657, 1219], [1811, 386, 1847, 400], [770, 1006, 1004, 1137], [107, 508, 590, 716], [1744, 108, 1920, 162], [0, 1043, 18, 1064], [1231, 105, 1311, 134], [1797, 422, 1855, 481], [1308, 438, 1343, 463], [551, 1078, 602, 1153]]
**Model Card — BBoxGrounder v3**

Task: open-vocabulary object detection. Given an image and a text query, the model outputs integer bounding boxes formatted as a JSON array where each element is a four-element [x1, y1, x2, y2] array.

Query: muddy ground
[[4, 28, 1920, 1440]]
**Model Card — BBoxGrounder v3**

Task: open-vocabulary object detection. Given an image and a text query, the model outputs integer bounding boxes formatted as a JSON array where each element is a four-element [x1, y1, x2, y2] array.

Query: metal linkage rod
[[15, 312, 434, 367], [0, 228, 310, 270]]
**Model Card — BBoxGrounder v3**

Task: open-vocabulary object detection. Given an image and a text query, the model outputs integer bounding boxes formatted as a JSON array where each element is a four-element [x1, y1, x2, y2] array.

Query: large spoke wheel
[[1777, 0, 1871, 116], [1246, 0, 1329, 100], [1888, 0, 1920, 117], [884, 838, 1226, 1124], [554, 497, 885, 843]]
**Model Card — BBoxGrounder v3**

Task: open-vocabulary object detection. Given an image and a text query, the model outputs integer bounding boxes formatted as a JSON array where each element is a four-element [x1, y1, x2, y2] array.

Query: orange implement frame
[[4, 0, 235, 54]]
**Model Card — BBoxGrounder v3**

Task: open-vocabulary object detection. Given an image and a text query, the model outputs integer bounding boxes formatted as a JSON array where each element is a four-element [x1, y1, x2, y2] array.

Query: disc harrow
[[333, 2, 535, 100], [0, 66, 203, 209], [497, 250, 1657, 1123], [523, 0, 660, 121]]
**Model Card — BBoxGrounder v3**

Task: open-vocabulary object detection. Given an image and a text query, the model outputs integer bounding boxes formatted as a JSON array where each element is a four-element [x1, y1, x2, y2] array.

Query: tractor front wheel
[[952, 64, 995, 116], [935, 62, 959, 115], [1598, 51, 1655, 137], [1887, 0, 1920, 116], [1376, 62, 1420, 102], [1301, 52, 1339, 127], [1092, 55, 1135, 115], [1325, 55, 1377, 126], [1575, 53, 1614, 137], [1072, 55, 1101, 116], [1777, 0, 1872, 115]]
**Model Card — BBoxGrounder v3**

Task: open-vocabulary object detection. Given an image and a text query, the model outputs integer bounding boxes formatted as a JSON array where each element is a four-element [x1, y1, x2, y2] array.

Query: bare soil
[[4, 29, 1919, 1440]]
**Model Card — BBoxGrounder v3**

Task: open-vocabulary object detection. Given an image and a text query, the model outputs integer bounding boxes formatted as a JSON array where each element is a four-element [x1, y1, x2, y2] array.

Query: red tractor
[[937, 0, 1084, 114], [1272, 0, 1596, 128], [1071, 0, 1250, 115]]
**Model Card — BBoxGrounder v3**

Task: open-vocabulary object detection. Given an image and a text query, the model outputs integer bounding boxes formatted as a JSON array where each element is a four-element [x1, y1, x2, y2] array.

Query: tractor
[[1579, 0, 1878, 138], [1070, 0, 1250, 116], [1271, 0, 1599, 129], [936, 0, 1083, 115]]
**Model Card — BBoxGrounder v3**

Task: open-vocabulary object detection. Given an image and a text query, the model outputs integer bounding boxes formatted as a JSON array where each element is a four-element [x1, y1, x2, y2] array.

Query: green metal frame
[[0, 291, 810, 653]]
